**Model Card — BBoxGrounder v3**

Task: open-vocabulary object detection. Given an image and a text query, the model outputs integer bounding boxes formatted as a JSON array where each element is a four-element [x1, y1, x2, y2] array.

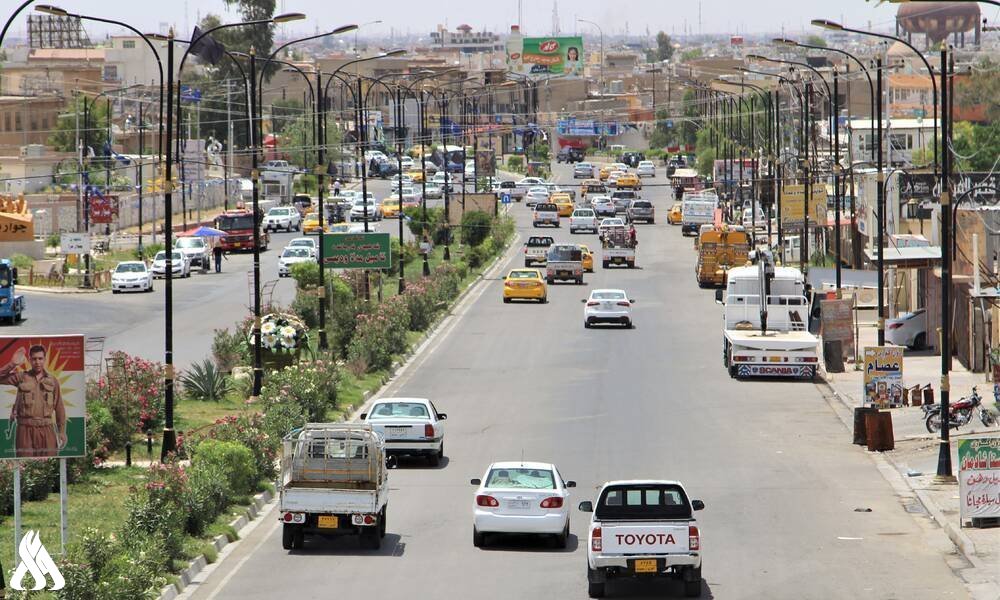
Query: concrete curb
[[19, 284, 106, 294], [157, 488, 276, 600]]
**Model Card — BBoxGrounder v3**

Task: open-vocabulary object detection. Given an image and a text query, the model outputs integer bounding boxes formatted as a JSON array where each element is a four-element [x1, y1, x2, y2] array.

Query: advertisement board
[[820, 298, 854, 359], [89, 194, 117, 224], [780, 184, 827, 226], [475, 149, 496, 177], [321, 233, 392, 270], [0, 335, 86, 459], [508, 36, 584, 78], [958, 437, 1000, 520], [863, 346, 904, 408]]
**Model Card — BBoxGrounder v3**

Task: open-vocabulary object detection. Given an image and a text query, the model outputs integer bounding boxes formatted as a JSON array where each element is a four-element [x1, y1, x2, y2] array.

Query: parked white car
[[471, 461, 576, 549], [360, 397, 447, 466], [263, 206, 302, 232], [286, 237, 317, 257], [150, 250, 191, 279], [350, 198, 382, 221], [278, 246, 313, 277], [570, 208, 599, 233], [174, 236, 211, 270], [584, 288, 634, 329], [111, 261, 154, 293], [886, 308, 928, 349], [422, 182, 443, 199], [636, 160, 657, 178]]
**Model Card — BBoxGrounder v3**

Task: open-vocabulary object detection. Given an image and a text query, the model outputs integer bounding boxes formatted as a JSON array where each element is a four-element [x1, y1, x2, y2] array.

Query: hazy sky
[[8, 0, 976, 41]]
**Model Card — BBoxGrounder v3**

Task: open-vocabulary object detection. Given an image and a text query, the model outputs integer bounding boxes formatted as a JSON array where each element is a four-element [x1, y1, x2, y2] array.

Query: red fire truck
[[214, 206, 269, 252]]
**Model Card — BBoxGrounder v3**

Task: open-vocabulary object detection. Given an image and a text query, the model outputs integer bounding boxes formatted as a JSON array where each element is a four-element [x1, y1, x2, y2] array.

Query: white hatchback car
[[360, 397, 446, 466], [636, 160, 657, 178], [471, 461, 576, 548], [584, 288, 634, 329], [150, 250, 191, 278], [111, 261, 153, 293], [278, 246, 313, 277]]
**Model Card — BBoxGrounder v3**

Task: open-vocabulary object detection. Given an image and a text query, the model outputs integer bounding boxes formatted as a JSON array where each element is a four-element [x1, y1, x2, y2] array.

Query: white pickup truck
[[278, 423, 390, 550], [524, 236, 554, 267], [580, 480, 705, 598]]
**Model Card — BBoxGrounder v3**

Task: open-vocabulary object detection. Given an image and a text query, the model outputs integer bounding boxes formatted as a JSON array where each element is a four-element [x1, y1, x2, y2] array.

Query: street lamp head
[[811, 19, 844, 31], [34, 5, 69, 16], [273, 12, 307, 23], [772, 37, 798, 47], [332, 24, 359, 35]]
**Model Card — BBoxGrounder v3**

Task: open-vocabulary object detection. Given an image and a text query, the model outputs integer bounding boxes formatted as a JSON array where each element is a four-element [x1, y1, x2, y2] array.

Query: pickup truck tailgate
[[280, 486, 379, 514], [601, 523, 690, 554]]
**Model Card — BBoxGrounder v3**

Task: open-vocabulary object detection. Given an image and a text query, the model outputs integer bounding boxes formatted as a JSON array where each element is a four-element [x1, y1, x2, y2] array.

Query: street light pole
[[577, 19, 604, 93], [876, 55, 886, 345], [936, 45, 954, 480]]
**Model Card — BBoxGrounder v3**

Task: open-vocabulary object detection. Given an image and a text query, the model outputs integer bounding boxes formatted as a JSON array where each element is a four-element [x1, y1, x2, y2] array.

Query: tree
[[49, 95, 108, 153], [196, 4, 279, 86], [955, 58, 1000, 121], [681, 89, 698, 147], [271, 99, 304, 135], [680, 47, 703, 63], [655, 32, 674, 62], [804, 34, 827, 48]]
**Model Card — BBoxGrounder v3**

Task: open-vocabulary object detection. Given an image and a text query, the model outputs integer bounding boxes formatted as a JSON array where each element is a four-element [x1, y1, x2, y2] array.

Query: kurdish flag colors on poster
[[0, 335, 86, 459], [508, 36, 584, 78]]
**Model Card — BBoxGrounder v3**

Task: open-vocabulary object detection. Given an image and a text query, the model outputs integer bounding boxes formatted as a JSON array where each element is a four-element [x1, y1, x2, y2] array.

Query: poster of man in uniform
[[863, 346, 904, 408], [0, 335, 86, 459]]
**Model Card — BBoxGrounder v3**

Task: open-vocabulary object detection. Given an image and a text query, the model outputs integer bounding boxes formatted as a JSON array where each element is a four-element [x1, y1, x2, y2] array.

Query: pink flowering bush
[[346, 296, 410, 371], [87, 351, 166, 450], [260, 358, 339, 422]]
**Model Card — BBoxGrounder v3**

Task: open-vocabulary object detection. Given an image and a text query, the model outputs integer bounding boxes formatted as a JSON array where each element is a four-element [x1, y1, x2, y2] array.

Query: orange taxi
[[502, 268, 547, 303]]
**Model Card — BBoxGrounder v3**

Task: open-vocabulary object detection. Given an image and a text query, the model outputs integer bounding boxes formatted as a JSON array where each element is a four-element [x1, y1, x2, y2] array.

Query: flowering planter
[[248, 312, 309, 371]]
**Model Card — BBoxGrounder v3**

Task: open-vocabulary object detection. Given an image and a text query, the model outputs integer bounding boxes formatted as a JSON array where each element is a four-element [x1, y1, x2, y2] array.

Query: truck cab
[[0, 260, 23, 324], [580, 480, 704, 598]]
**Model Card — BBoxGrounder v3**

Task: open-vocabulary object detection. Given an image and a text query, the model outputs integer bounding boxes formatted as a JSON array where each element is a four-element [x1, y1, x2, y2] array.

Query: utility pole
[[876, 55, 886, 345], [802, 82, 811, 274], [936, 45, 954, 481]]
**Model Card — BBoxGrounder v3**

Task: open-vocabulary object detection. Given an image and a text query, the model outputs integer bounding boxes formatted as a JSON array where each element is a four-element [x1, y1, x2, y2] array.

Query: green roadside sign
[[321, 233, 392, 269]]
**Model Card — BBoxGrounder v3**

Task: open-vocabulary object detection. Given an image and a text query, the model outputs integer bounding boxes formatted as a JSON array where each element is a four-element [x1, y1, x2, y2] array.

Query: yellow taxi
[[380, 198, 402, 218], [616, 172, 641, 190], [551, 193, 575, 217], [408, 170, 425, 183], [668, 202, 683, 225], [302, 212, 327, 235], [579, 244, 594, 272], [598, 166, 612, 181], [502, 268, 547, 303]]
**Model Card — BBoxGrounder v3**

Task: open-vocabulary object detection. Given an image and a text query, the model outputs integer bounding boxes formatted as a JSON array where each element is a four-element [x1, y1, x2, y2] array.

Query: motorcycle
[[923, 386, 998, 433]]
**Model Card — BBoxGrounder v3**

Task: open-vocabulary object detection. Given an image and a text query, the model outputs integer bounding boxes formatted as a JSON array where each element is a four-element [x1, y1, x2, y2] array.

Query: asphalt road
[[181, 164, 971, 600]]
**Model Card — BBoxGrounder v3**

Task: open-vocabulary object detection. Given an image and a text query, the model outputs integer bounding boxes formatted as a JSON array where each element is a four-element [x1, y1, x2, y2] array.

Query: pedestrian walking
[[213, 244, 224, 273], [628, 224, 637, 247], [333, 179, 341, 197]]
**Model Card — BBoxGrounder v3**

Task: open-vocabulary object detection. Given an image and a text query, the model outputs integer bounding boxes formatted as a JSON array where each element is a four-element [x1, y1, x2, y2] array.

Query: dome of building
[[897, 2, 981, 43]]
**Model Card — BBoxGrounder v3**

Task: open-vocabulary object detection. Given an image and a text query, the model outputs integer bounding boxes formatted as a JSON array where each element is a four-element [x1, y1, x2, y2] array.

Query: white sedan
[[111, 261, 153, 293], [583, 288, 634, 329], [636, 160, 657, 178], [286, 237, 317, 257], [150, 250, 191, 279], [471, 461, 576, 548], [278, 246, 313, 277], [360, 397, 446, 466]]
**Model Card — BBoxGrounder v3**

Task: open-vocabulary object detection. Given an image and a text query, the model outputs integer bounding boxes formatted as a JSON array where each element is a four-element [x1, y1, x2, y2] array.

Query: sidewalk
[[822, 324, 1000, 599]]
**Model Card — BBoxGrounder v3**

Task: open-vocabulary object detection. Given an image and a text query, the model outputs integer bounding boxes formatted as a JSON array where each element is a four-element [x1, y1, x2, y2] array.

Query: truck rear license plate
[[768, 356, 782, 362], [318, 515, 339, 529], [559, 271, 569, 277], [633, 559, 657, 573], [386, 426, 409, 435]]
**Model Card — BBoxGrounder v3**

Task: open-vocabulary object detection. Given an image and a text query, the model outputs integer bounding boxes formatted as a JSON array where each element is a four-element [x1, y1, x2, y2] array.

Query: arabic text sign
[[863, 346, 903, 408], [958, 437, 1000, 520], [0, 335, 86, 459], [780, 184, 827, 226], [321, 233, 391, 270], [820, 298, 854, 358]]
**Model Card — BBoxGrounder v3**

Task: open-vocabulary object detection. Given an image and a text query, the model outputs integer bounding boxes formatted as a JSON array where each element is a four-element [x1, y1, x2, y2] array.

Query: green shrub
[[261, 397, 306, 442], [138, 243, 164, 261], [9, 253, 33, 271], [290, 261, 321, 289], [490, 214, 515, 246], [120, 462, 187, 566], [20, 458, 59, 501], [467, 238, 498, 268], [212, 326, 251, 373], [260, 358, 339, 422], [191, 439, 256, 497], [180, 358, 232, 401], [46, 233, 61, 248], [507, 155, 524, 172], [183, 460, 230, 535], [197, 413, 278, 482], [460, 210, 493, 247], [403, 206, 447, 244]]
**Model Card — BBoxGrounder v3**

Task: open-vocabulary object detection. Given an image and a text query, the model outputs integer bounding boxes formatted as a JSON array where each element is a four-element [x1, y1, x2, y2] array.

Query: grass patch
[[0, 466, 146, 576]]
